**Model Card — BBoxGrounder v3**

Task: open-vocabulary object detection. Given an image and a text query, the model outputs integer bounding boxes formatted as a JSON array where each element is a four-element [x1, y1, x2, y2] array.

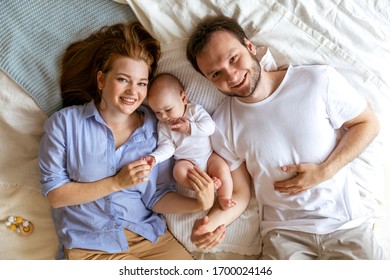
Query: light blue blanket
[[0, 0, 137, 116]]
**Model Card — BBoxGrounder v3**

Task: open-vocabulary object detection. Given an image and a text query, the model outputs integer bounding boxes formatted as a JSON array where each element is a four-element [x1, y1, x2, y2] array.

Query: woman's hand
[[187, 166, 215, 211], [113, 158, 151, 190]]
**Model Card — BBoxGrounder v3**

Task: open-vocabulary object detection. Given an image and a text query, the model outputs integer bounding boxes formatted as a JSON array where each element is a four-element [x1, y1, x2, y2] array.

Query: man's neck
[[237, 68, 287, 103]]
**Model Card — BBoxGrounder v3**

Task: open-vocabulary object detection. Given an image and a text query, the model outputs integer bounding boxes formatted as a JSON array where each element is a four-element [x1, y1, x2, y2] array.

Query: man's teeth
[[233, 75, 245, 87], [122, 97, 136, 103]]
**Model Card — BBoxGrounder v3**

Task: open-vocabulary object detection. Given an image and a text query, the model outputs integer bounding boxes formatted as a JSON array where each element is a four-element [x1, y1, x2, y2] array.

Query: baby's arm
[[149, 122, 175, 164], [170, 117, 191, 134], [170, 104, 215, 137], [190, 104, 216, 137]]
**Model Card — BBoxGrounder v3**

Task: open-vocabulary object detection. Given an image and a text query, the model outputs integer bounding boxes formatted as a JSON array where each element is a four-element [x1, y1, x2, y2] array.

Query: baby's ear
[[180, 90, 188, 104]]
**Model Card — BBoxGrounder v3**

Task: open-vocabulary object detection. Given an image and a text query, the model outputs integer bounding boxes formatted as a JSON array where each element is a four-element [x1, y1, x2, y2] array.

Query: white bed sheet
[[1, 0, 389, 259]]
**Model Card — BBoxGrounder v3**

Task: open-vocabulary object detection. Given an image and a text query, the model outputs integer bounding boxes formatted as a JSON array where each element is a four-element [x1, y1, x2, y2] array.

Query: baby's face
[[148, 87, 187, 123]]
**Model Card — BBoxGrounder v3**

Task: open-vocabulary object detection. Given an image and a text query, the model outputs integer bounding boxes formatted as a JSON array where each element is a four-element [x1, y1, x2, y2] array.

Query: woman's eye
[[118, 78, 127, 83], [230, 55, 237, 63]]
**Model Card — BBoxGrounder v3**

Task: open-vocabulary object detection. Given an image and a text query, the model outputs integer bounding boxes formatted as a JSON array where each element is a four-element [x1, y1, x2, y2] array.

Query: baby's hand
[[143, 155, 156, 169], [170, 117, 191, 134]]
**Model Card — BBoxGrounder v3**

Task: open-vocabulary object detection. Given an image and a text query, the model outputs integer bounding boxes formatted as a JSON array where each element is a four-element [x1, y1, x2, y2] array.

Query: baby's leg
[[207, 153, 236, 210], [173, 160, 195, 189]]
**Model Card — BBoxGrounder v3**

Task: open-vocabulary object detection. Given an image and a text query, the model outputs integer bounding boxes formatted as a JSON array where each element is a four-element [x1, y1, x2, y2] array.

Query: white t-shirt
[[151, 102, 215, 170], [211, 65, 369, 236]]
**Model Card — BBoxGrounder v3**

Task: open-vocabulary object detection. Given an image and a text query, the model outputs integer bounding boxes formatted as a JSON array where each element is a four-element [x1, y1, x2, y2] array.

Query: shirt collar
[[84, 100, 101, 120]]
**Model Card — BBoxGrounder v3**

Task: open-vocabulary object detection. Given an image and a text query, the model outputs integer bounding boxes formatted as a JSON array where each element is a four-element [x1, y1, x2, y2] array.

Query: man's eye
[[212, 72, 220, 79]]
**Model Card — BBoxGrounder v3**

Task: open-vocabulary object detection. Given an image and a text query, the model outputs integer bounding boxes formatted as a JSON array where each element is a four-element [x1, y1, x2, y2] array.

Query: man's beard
[[219, 54, 261, 98]]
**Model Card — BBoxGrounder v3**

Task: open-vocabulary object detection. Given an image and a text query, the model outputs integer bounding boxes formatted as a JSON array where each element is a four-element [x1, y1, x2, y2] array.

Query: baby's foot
[[218, 197, 237, 210], [212, 177, 222, 190]]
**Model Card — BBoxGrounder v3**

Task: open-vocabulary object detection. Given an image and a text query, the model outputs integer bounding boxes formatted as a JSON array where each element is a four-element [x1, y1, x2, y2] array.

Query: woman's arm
[[47, 159, 151, 208], [152, 166, 215, 213]]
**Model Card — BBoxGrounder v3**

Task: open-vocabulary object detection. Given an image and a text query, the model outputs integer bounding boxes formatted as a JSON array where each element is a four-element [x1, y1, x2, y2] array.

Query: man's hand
[[191, 216, 226, 249], [274, 163, 331, 195]]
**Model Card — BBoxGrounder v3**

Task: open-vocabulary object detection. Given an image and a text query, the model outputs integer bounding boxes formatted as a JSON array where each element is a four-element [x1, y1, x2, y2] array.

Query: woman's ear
[[244, 38, 257, 56], [97, 71, 104, 90]]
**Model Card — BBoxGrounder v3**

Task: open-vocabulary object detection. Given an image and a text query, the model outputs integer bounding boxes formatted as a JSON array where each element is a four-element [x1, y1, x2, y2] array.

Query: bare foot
[[218, 197, 237, 210]]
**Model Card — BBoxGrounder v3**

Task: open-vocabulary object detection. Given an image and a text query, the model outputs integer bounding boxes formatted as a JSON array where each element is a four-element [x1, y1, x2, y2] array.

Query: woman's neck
[[102, 111, 143, 149]]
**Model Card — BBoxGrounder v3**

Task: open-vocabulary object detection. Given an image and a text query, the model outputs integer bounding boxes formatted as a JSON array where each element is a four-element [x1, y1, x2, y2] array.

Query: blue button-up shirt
[[39, 101, 175, 255]]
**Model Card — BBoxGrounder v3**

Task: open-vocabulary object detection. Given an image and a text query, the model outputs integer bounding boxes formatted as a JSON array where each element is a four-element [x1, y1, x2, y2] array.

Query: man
[[186, 15, 385, 259]]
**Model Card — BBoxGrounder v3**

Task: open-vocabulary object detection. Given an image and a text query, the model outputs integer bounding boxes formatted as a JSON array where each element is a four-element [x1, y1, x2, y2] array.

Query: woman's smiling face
[[97, 56, 149, 117]]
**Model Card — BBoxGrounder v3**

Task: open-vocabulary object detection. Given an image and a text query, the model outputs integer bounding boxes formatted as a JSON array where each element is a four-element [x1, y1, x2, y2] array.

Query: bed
[[0, 0, 389, 260]]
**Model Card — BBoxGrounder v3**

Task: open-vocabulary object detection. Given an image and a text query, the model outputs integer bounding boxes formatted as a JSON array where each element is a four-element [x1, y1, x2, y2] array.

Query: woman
[[39, 22, 214, 260]]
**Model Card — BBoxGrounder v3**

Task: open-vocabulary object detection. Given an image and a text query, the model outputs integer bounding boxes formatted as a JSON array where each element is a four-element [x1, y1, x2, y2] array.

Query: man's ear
[[244, 38, 257, 56]]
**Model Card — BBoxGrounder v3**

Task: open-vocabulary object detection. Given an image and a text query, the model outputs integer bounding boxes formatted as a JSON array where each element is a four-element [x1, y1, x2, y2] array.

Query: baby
[[145, 73, 236, 210]]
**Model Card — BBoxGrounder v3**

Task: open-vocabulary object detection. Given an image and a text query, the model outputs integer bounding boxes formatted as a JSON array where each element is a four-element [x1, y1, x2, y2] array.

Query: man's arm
[[274, 105, 380, 194], [191, 162, 252, 249]]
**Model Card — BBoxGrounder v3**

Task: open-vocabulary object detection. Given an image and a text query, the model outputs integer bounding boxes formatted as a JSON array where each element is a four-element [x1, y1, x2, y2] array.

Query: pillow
[[0, 70, 58, 259], [0, 186, 58, 259]]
